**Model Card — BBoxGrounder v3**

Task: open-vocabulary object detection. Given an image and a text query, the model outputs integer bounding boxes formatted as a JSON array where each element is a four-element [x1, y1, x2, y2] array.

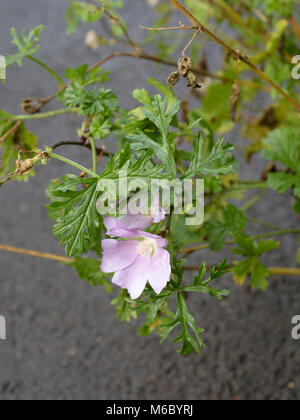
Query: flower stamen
[[137, 238, 158, 257]]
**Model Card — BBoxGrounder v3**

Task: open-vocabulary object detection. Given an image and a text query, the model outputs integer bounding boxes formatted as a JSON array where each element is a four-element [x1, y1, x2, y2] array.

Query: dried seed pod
[[186, 72, 202, 89], [167, 71, 180, 86], [178, 55, 192, 77], [21, 98, 40, 115], [15, 158, 34, 176]]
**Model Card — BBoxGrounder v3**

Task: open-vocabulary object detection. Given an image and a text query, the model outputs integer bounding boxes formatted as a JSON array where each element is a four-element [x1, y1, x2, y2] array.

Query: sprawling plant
[[1, 0, 300, 355]]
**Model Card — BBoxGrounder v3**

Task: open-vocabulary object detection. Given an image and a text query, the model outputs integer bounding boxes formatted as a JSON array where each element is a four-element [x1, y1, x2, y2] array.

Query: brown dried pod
[[178, 55, 192, 77], [21, 98, 40, 115], [167, 71, 181, 86], [15, 158, 34, 176], [186, 72, 202, 89]]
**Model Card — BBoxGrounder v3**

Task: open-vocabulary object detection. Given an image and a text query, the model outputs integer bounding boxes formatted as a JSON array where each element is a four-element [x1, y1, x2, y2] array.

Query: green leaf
[[46, 176, 101, 257], [232, 234, 279, 290], [100, 144, 166, 181], [232, 234, 279, 256], [127, 286, 176, 326], [182, 135, 234, 179], [147, 78, 178, 107], [262, 127, 300, 173], [189, 260, 231, 298], [183, 284, 230, 300], [250, 261, 270, 290], [64, 84, 118, 117], [128, 131, 168, 164], [267, 172, 296, 194], [66, 0, 104, 34], [253, 0, 293, 18], [126, 94, 180, 176], [5, 25, 44, 67], [90, 117, 112, 139], [266, 19, 289, 53], [132, 89, 153, 105], [111, 290, 138, 322], [71, 257, 112, 292], [160, 293, 205, 355], [142, 95, 180, 143], [64, 65, 110, 86], [206, 205, 247, 251], [202, 83, 234, 133]]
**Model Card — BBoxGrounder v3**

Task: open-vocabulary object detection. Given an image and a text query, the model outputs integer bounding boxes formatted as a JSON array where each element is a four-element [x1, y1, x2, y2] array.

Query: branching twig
[[0, 121, 22, 143], [178, 229, 300, 255], [51, 140, 110, 157], [183, 265, 300, 276], [139, 22, 196, 31], [88, 51, 268, 90], [0, 243, 299, 277], [169, 0, 300, 112], [0, 244, 73, 263]]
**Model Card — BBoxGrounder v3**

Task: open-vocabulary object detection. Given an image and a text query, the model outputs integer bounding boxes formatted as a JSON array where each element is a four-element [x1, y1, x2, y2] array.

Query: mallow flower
[[104, 193, 166, 236], [101, 217, 171, 299]]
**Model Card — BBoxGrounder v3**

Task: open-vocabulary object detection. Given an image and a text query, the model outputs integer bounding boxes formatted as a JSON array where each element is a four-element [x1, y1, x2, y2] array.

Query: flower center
[[137, 238, 158, 257]]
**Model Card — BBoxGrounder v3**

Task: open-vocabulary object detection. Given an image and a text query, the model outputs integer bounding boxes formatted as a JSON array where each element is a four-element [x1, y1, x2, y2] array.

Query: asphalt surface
[[0, 0, 300, 400]]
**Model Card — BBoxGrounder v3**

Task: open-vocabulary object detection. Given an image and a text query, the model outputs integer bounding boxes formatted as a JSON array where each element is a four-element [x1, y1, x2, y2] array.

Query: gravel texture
[[0, 0, 300, 401]]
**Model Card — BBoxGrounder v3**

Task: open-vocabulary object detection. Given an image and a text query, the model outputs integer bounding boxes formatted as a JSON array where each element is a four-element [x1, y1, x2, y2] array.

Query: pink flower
[[101, 218, 171, 299], [105, 193, 166, 235]]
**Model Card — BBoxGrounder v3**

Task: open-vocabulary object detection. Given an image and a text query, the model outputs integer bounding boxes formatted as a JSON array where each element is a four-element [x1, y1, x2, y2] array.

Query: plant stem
[[228, 182, 268, 191], [240, 190, 266, 211], [183, 264, 300, 276], [248, 218, 281, 231], [0, 108, 73, 122], [169, 0, 300, 112], [1, 244, 299, 276], [0, 121, 22, 143], [0, 244, 73, 263], [27, 55, 65, 87], [88, 51, 268, 91], [48, 152, 98, 178], [179, 229, 300, 255], [89, 137, 98, 173], [269, 267, 300, 276], [51, 140, 110, 157]]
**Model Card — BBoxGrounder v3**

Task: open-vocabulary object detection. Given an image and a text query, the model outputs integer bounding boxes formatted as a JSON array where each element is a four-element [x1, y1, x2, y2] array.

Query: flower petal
[[119, 214, 152, 230], [138, 231, 169, 248], [104, 217, 139, 238], [112, 256, 150, 299], [147, 248, 171, 295], [101, 239, 138, 272]]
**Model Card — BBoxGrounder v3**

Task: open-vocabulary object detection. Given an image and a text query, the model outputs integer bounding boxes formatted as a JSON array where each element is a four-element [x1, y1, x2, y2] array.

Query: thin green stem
[[48, 152, 98, 178], [229, 182, 268, 191], [27, 55, 65, 87], [252, 229, 300, 241], [0, 108, 73, 122], [89, 137, 97, 173], [240, 190, 266, 211], [179, 229, 300, 255], [248, 218, 281, 231]]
